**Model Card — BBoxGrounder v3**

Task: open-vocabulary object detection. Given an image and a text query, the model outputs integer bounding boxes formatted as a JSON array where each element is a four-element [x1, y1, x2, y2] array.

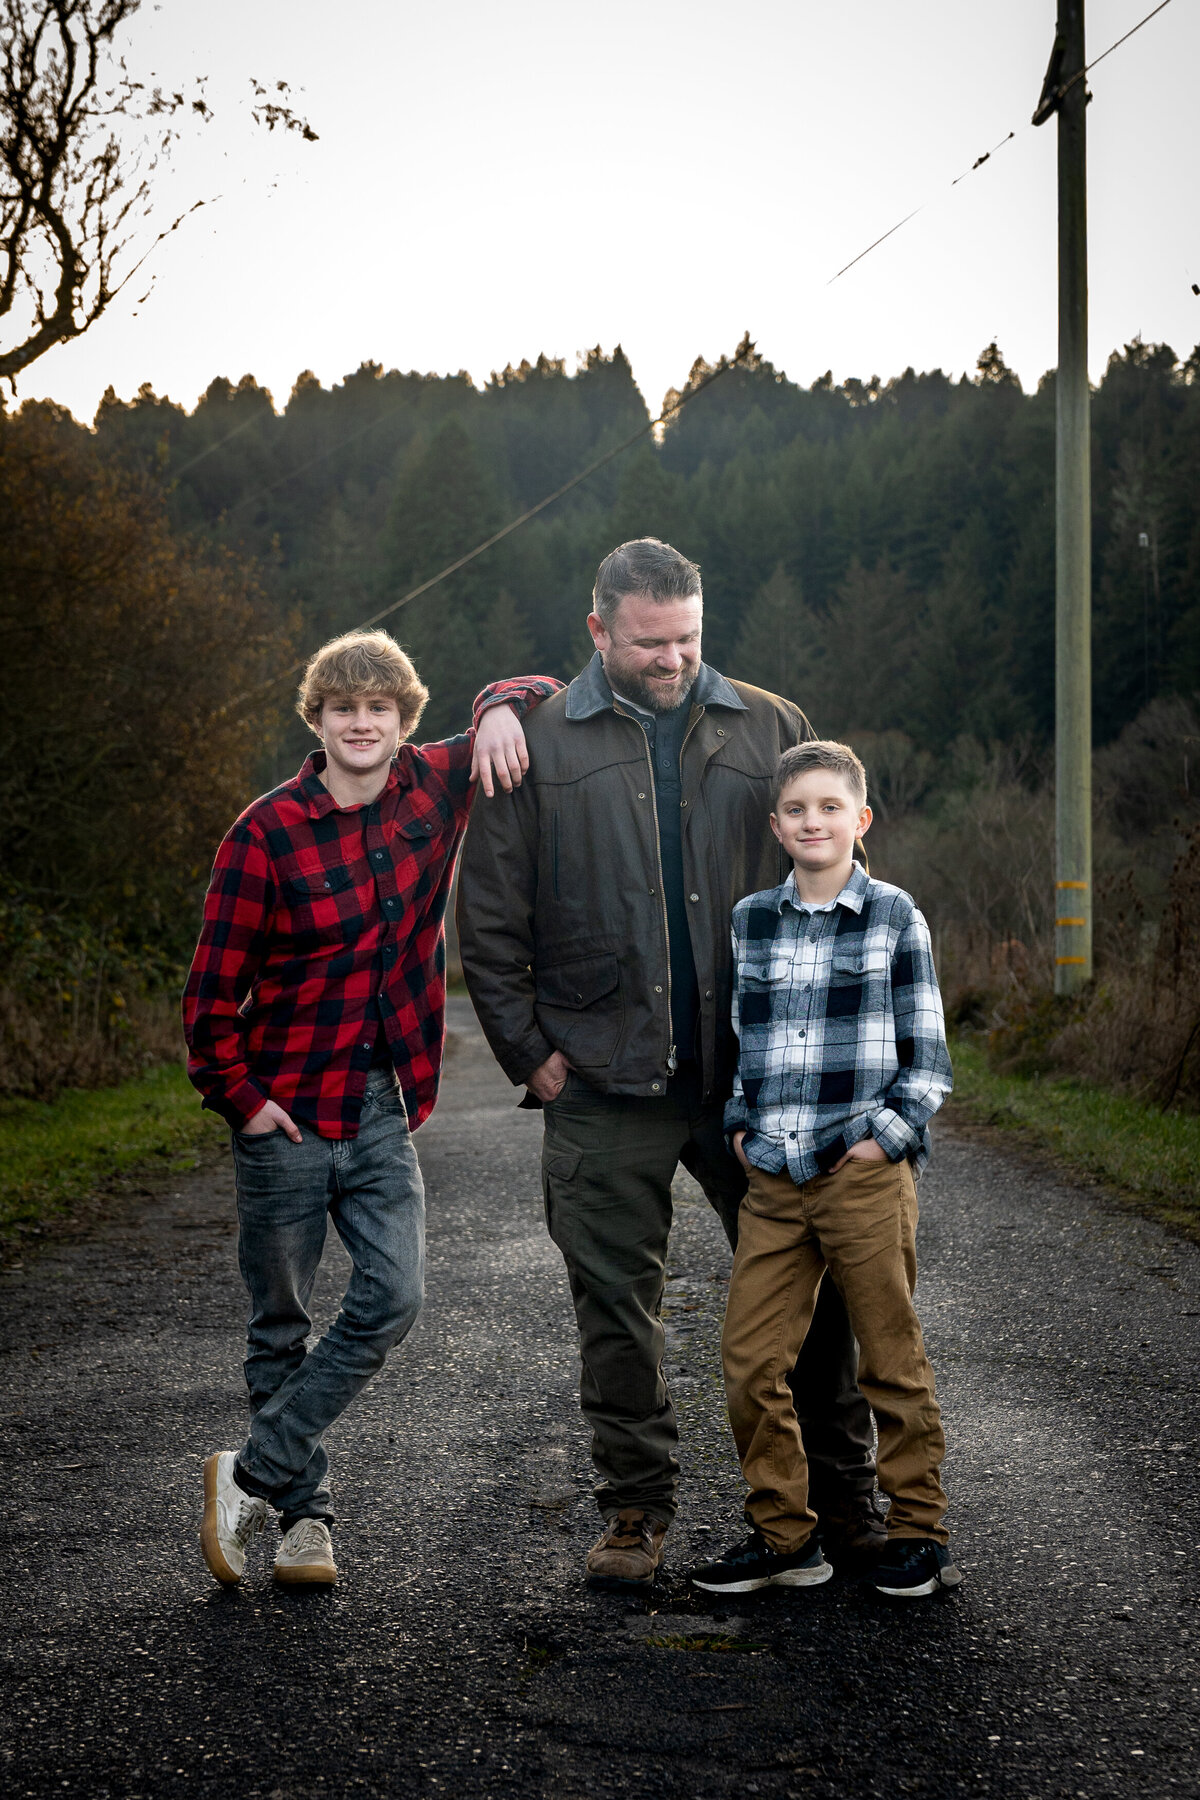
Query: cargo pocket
[[541, 1142, 582, 1240]]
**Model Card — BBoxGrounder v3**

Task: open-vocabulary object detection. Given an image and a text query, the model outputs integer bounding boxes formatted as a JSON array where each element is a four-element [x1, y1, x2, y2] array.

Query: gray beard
[[607, 664, 697, 716]]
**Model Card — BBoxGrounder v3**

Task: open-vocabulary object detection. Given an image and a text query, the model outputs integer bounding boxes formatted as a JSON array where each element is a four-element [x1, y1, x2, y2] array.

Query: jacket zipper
[[615, 703, 676, 1077], [676, 705, 705, 1075]]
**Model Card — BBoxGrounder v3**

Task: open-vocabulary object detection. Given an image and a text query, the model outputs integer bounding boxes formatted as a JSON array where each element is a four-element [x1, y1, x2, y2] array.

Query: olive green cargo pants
[[540, 1068, 875, 1523]]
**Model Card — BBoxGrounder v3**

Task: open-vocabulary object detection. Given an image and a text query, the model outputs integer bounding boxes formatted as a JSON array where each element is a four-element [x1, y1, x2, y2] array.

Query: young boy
[[183, 629, 559, 1587], [691, 740, 959, 1598]]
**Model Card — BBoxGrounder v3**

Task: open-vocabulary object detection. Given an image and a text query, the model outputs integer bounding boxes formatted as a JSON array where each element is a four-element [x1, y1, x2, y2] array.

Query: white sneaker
[[200, 1451, 268, 1585], [274, 1517, 338, 1585]]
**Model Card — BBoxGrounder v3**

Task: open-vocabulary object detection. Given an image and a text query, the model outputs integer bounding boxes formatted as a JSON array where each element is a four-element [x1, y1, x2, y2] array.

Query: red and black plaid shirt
[[182, 677, 561, 1138]]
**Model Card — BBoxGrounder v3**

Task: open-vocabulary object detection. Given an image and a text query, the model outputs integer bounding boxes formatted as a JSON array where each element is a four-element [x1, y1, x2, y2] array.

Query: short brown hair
[[772, 740, 868, 810], [592, 538, 702, 628], [296, 629, 429, 738]]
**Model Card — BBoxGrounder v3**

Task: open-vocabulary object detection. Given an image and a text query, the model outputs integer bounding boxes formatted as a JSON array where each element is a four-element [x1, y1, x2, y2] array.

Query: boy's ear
[[857, 804, 873, 838], [768, 810, 783, 845]]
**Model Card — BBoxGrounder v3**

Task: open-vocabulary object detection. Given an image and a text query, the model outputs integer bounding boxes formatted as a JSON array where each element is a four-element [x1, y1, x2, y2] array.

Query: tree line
[[3, 332, 1199, 1097], [90, 333, 1200, 757]]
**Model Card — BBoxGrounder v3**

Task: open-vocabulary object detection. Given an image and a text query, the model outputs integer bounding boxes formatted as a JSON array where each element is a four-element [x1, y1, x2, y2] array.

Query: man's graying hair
[[592, 538, 702, 628]]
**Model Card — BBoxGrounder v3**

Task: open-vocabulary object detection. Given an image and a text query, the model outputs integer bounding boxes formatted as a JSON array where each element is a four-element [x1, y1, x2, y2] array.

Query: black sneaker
[[690, 1529, 832, 1594], [873, 1538, 962, 1597]]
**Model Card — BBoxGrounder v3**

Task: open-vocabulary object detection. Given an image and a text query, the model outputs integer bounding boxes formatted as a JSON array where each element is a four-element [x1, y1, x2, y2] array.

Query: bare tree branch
[[0, 1, 316, 384]]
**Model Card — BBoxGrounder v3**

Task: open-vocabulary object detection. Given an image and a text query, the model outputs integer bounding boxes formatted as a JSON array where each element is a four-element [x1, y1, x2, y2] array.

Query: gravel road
[[2, 998, 1197, 1800]]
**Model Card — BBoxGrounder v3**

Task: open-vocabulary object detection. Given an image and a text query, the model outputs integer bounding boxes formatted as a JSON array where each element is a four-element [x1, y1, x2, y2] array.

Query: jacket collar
[[564, 651, 749, 721], [777, 860, 870, 916]]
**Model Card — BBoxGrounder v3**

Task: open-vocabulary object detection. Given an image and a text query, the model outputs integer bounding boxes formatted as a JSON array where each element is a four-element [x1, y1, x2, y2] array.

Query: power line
[[219, 0, 1179, 716], [223, 342, 754, 715], [828, 0, 1176, 287], [1064, 0, 1174, 89]]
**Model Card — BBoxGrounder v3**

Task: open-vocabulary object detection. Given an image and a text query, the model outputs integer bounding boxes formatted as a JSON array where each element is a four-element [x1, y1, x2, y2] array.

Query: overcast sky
[[20, 0, 1200, 424]]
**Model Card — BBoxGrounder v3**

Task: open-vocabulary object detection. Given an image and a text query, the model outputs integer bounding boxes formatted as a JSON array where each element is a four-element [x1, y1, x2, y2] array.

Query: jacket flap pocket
[[286, 865, 354, 898], [536, 953, 619, 1010]]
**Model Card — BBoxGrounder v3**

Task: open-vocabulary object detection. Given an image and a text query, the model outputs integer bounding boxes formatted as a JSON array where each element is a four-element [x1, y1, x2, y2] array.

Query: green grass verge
[[947, 1037, 1200, 1237], [0, 1061, 224, 1237]]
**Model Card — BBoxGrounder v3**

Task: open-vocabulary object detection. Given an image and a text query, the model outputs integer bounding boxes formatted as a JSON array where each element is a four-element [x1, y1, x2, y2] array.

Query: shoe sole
[[692, 1562, 833, 1594], [875, 1564, 963, 1598], [200, 1453, 242, 1587], [585, 1569, 658, 1592], [273, 1563, 337, 1586]]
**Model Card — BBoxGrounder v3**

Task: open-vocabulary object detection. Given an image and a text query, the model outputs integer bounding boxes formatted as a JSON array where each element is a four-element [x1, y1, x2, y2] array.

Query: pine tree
[[730, 565, 823, 712], [382, 419, 510, 736]]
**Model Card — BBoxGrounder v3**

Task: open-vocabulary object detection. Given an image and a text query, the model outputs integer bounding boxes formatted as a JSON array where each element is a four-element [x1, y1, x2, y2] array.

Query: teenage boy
[[184, 629, 559, 1587], [691, 740, 960, 1599]]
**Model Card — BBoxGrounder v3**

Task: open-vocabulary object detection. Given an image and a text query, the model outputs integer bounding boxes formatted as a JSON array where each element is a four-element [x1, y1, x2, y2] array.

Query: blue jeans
[[229, 1068, 425, 1523]]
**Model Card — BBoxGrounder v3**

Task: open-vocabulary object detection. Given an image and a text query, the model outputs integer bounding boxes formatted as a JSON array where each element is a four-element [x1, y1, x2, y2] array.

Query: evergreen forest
[[4, 332, 1200, 1105]]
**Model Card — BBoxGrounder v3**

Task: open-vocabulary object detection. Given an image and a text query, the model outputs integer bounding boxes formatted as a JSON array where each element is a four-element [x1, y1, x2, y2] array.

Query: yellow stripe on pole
[[1056, 879, 1088, 889], [1056, 956, 1088, 965], [1056, 916, 1086, 926]]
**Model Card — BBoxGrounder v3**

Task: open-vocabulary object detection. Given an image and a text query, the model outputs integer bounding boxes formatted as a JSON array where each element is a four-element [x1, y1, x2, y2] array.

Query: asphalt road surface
[[2, 999, 1197, 1800]]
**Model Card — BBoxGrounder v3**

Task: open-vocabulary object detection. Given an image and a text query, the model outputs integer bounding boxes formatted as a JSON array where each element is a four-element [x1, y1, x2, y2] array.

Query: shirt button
[[361, 1041, 371, 1050], [423, 823, 433, 834], [374, 850, 385, 860], [798, 1029, 806, 1038], [689, 893, 699, 902], [680, 800, 688, 808], [789, 1131, 797, 1140], [704, 990, 713, 1000]]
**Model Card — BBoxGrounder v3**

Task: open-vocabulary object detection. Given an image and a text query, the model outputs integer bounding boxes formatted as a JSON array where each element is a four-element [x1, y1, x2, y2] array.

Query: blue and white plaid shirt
[[725, 862, 952, 1184]]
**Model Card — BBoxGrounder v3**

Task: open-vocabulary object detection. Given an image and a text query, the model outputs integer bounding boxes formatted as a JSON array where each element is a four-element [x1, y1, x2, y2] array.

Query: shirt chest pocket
[[827, 947, 890, 1018], [390, 808, 453, 869], [281, 865, 358, 938], [737, 958, 794, 1028]]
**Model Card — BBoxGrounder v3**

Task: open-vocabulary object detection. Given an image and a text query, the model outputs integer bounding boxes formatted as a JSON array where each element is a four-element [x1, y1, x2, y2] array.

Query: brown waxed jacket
[[456, 654, 815, 1105]]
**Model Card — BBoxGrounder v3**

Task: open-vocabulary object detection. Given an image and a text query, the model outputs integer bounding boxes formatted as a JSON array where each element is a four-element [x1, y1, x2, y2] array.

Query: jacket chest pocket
[[827, 948, 889, 1019]]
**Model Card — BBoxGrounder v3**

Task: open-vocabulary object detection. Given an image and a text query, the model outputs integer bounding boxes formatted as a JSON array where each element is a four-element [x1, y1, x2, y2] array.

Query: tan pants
[[722, 1155, 948, 1552]]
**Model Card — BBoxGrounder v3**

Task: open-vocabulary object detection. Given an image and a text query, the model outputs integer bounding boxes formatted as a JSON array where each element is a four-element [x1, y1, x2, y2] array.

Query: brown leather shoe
[[585, 1508, 669, 1590], [816, 1491, 888, 1565]]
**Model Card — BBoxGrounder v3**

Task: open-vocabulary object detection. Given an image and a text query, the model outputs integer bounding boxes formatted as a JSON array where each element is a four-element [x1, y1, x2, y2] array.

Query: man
[[184, 628, 559, 1587], [457, 539, 881, 1590]]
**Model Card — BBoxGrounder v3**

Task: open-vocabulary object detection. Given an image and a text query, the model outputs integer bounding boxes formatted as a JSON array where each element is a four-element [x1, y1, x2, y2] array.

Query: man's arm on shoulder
[[181, 821, 274, 1130], [455, 768, 554, 1089], [870, 903, 953, 1158]]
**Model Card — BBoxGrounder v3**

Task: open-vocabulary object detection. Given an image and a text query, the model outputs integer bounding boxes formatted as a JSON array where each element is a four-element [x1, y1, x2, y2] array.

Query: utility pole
[[1034, 0, 1092, 994]]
